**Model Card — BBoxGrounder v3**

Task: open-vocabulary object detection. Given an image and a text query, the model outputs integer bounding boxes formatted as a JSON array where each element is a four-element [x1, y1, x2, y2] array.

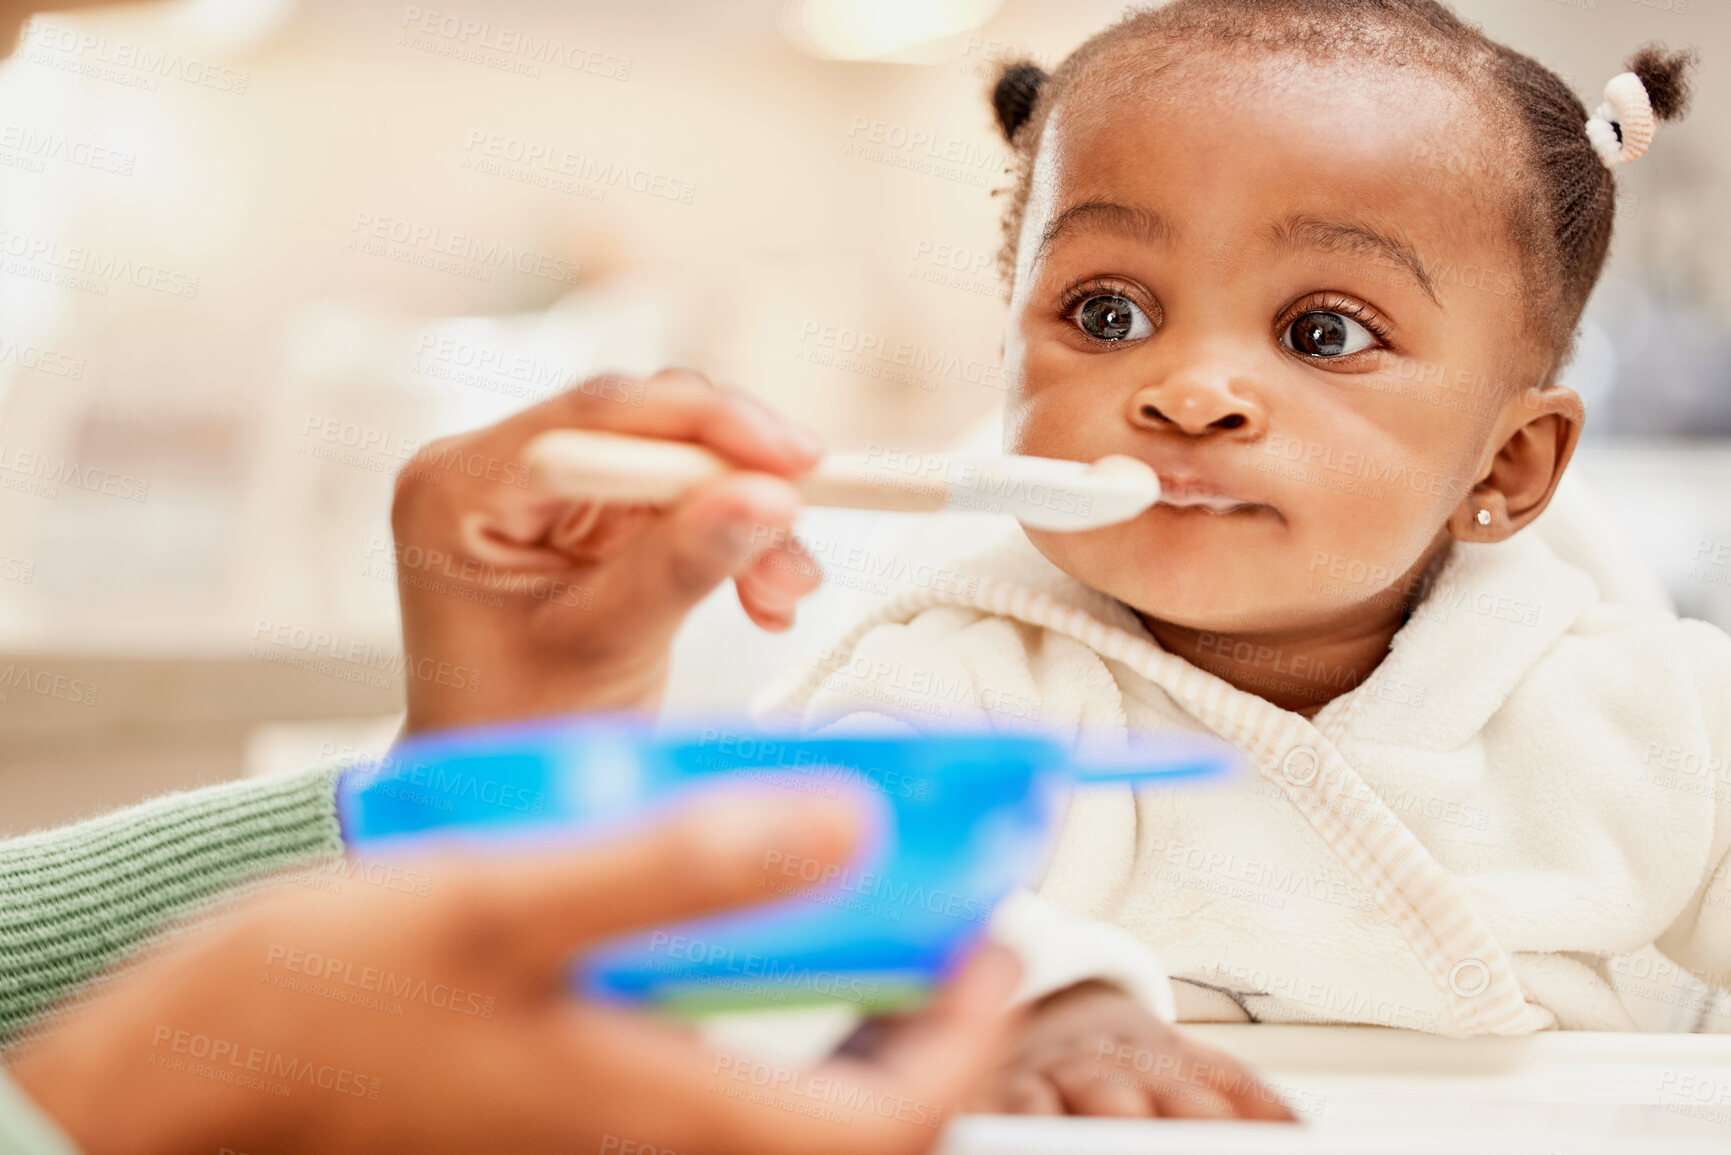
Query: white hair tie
[[1584, 71, 1655, 169]]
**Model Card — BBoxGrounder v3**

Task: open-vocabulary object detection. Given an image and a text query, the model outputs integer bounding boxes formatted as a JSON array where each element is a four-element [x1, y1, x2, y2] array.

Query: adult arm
[[0, 767, 342, 1045], [2, 369, 825, 1041], [8, 793, 1020, 1155]]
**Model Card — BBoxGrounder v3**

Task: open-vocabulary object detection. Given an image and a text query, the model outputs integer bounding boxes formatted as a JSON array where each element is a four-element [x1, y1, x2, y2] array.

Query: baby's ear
[[992, 61, 1048, 144], [1447, 387, 1584, 544]]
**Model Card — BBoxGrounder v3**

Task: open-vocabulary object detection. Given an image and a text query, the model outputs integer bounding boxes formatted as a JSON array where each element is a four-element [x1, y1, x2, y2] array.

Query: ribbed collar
[[942, 526, 1600, 753]]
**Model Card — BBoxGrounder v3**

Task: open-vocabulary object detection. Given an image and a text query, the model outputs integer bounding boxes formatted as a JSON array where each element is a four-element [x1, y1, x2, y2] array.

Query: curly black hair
[[988, 0, 1696, 358]]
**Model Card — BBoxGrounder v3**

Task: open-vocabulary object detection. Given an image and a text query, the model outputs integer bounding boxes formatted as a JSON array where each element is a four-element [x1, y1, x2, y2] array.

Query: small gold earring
[[1476, 509, 1491, 526]]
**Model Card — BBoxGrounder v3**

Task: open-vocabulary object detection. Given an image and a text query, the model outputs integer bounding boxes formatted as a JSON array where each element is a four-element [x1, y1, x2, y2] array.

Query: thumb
[[494, 789, 859, 979], [834, 944, 1023, 1100], [648, 472, 803, 613]]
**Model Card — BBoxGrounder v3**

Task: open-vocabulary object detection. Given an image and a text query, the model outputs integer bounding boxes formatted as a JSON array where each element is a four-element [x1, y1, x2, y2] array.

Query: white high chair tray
[[940, 1025, 1731, 1153]]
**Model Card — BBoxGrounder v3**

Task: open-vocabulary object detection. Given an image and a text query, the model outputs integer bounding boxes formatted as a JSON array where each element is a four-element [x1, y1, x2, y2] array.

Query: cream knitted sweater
[[759, 528, 1731, 1037]]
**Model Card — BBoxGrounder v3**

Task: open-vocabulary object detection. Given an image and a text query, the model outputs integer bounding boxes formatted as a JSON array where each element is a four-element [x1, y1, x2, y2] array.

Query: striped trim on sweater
[[764, 577, 1555, 1036]]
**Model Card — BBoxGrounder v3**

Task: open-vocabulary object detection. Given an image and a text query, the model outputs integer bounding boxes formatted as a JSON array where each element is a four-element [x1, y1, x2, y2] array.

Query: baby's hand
[[971, 981, 1296, 1120]]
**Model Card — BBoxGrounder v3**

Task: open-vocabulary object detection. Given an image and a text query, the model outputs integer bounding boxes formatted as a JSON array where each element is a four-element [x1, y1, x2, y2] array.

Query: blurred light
[[165, 0, 296, 55], [0, 50, 77, 408], [1561, 321, 1616, 421], [779, 0, 1003, 61], [151, 156, 250, 258], [283, 301, 380, 380]]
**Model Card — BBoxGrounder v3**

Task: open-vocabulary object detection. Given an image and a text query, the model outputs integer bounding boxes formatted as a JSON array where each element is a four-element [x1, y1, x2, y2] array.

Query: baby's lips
[[1153, 473, 1270, 513]]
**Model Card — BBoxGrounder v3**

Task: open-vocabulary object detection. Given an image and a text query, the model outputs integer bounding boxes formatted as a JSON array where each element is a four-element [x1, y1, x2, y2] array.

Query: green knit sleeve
[[0, 766, 345, 1044]]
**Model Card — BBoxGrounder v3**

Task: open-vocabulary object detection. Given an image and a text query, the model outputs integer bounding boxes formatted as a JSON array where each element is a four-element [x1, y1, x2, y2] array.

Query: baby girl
[[760, 0, 1720, 1120]]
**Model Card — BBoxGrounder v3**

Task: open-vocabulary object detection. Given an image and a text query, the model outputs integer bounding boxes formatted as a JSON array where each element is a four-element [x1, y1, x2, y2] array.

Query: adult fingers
[[696, 948, 1022, 1155], [644, 471, 804, 613], [486, 790, 860, 978], [448, 373, 823, 578], [735, 537, 823, 631], [508, 371, 824, 477], [831, 946, 1023, 1109]]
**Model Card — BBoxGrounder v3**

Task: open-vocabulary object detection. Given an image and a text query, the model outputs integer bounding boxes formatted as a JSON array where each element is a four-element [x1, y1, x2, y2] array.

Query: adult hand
[[11, 792, 1021, 1155], [390, 369, 826, 732]]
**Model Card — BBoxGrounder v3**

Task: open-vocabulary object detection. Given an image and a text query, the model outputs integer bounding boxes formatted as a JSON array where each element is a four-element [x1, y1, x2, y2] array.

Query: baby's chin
[[1023, 525, 1321, 637]]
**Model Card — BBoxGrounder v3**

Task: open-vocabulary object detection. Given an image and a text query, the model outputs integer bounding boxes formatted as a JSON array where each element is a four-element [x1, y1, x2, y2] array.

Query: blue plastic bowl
[[335, 718, 1233, 1016]]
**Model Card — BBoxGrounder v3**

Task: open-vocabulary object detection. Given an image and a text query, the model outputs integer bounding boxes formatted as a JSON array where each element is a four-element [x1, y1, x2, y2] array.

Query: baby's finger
[[1146, 1076, 1238, 1120], [994, 1069, 1065, 1116], [1202, 1059, 1298, 1122], [1045, 1059, 1152, 1118]]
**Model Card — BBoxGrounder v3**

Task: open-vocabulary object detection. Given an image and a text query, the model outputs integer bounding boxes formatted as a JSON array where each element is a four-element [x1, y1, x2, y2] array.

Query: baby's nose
[[1127, 375, 1264, 438]]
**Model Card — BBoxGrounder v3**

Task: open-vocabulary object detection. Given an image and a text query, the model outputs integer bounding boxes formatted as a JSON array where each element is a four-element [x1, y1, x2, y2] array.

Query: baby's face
[[1004, 56, 1549, 636]]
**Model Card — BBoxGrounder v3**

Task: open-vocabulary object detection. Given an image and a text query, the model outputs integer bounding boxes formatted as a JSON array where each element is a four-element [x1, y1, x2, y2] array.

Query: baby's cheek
[[1291, 480, 1450, 613], [1006, 396, 1090, 462]]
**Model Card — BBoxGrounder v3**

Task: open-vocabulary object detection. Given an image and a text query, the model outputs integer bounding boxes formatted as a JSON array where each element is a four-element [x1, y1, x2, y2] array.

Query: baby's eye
[[1071, 294, 1153, 342], [1282, 311, 1377, 358]]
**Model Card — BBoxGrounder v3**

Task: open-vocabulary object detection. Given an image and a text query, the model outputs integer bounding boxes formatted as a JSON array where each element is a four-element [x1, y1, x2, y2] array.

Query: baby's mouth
[[1157, 478, 1265, 515]]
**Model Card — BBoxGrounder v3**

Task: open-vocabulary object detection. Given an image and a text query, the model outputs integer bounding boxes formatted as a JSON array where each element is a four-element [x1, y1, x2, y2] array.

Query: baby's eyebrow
[[1034, 201, 1173, 267], [1270, 215, 1440, 306]]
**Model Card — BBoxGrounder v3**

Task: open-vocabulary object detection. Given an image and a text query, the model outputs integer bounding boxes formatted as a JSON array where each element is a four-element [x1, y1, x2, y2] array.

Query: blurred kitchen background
[[1, 0, 1727, 851]]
